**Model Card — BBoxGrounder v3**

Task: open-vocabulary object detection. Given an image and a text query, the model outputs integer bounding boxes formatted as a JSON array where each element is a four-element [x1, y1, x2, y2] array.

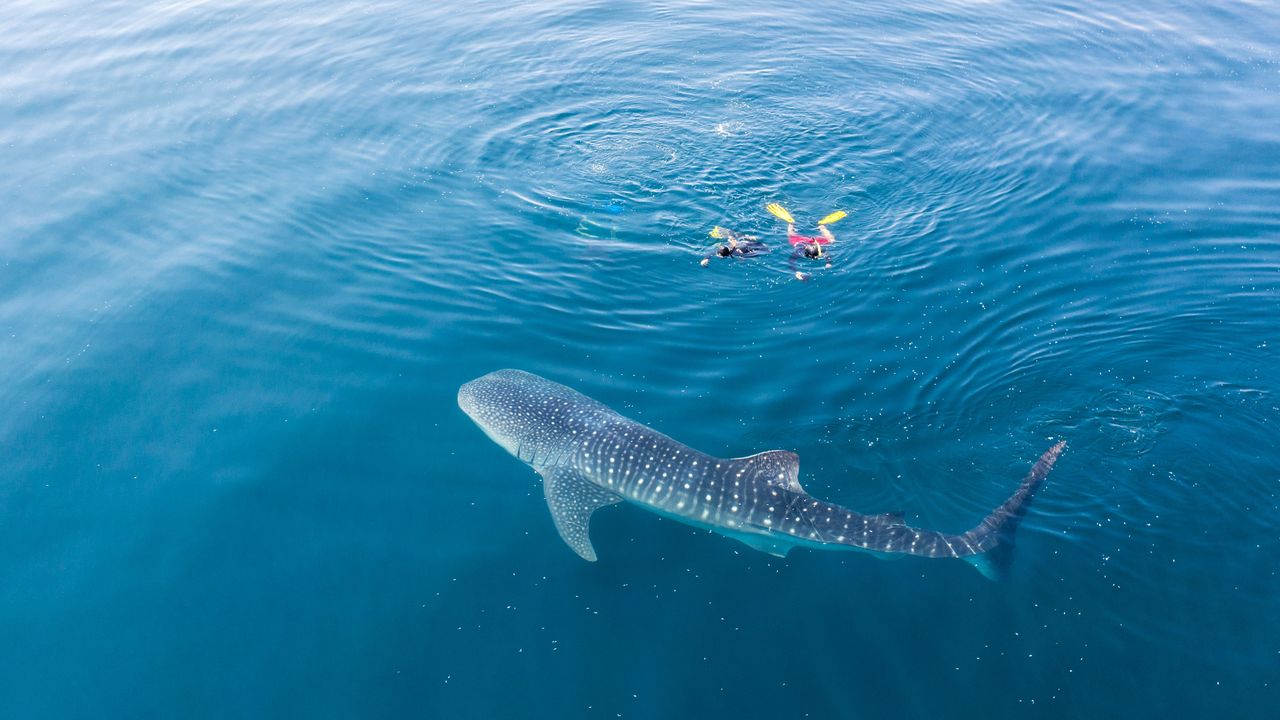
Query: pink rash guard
[[788, 233, 831, 246]]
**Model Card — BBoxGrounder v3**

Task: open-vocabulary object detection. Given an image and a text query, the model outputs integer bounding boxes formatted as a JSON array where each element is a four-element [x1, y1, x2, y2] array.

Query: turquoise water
[[2, 0, 1278, 716]]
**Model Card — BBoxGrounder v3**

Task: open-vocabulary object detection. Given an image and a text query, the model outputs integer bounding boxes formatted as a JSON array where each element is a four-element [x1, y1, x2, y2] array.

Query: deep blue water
[[2, 0, 1278, 717]]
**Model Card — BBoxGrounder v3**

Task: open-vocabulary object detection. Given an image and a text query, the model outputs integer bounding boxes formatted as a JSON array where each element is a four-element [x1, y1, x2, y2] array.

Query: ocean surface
[[2, 1, 1278, 717]]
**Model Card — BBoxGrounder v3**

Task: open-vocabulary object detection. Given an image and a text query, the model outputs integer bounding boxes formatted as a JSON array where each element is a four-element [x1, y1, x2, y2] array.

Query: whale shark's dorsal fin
[[875, 511, 906, 525], [538, 466, 622, 562], [730, 450, 804, 494]]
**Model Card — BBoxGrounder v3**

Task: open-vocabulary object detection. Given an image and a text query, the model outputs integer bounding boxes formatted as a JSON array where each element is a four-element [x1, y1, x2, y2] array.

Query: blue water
[[2, 0, 1278, 716]]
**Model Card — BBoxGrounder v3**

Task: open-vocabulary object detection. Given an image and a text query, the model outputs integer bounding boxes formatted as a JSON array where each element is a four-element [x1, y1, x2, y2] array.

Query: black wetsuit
[[704, 239, 769, 262]]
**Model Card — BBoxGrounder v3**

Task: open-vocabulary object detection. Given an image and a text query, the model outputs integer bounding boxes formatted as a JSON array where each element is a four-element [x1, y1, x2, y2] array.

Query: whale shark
[[458, 369, 1065, 578]]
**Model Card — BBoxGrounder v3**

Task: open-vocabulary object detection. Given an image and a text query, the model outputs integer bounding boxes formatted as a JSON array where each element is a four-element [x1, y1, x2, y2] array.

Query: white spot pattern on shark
[[458, 369, 1066, 579]]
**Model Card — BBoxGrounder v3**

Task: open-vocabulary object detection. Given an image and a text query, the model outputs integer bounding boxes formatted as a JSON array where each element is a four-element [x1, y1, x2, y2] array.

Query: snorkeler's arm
[[787, 247, 803, 275]]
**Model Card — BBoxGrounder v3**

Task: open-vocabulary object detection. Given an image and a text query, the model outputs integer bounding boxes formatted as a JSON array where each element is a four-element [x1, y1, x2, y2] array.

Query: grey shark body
[[458, 369, 1065, 577]]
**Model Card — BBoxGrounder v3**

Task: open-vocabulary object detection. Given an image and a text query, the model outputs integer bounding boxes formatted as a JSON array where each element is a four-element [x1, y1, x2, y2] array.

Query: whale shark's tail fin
[[960, 440, 1067, 580]]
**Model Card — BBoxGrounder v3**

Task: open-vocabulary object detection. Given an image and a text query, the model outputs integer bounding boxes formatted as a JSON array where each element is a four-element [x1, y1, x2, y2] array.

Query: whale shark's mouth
[[456, 378, 480, 420]]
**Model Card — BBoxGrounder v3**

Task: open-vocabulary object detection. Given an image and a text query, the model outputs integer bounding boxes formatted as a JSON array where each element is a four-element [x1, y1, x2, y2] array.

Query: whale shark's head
[[458, 370, 524, 457], [459, 369, 598, 464]]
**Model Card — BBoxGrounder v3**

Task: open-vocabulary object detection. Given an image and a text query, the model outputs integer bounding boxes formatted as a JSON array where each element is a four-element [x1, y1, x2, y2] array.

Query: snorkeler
[[766, 203, 847, 280], [699, 226, 769, 266]]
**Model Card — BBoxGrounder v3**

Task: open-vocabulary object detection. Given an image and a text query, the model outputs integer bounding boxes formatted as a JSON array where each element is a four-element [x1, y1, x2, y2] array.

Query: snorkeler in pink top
[[766, 203, 848, 280]]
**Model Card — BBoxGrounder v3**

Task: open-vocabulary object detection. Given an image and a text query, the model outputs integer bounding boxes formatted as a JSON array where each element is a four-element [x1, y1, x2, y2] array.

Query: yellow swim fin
[[817, 210, 848, 226], [765, 203, 795, 224], [709, 226, 727, 239]]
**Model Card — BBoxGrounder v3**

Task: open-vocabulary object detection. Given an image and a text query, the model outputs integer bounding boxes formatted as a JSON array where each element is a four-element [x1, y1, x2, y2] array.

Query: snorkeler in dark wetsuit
[[699, 226, 769, 266]]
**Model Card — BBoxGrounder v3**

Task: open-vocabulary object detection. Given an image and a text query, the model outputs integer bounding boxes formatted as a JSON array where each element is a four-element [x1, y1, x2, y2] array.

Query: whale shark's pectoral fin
[[538, 466, 622, 562], [731, 533, 795, 558], [730, 450, 805, 494]]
